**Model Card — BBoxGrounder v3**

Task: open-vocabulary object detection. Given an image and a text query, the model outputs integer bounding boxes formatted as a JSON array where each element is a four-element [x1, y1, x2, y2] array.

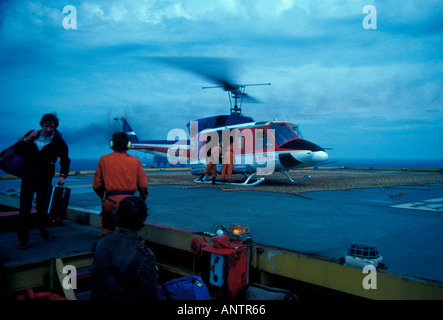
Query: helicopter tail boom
[[115, 117, 139, 143]]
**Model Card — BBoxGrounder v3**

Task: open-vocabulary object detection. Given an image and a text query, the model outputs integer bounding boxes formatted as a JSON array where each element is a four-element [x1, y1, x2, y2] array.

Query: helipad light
[[228, 224, 251, 242], [344, 242, 384, 268], [229, 224, 249, 236]]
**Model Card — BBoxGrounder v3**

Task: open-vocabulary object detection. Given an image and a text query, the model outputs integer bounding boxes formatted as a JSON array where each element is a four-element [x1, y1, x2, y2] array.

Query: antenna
[[202, 83, 271, 116]]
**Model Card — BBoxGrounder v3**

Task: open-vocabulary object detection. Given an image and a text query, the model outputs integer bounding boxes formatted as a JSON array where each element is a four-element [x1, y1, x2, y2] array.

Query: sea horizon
[[66, 157, 443, 172], [1, 157, 442, 176]]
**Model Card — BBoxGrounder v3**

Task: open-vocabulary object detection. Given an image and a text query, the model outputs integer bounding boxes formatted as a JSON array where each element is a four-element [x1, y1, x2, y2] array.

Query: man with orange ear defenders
[[93, 132, 148, 233]]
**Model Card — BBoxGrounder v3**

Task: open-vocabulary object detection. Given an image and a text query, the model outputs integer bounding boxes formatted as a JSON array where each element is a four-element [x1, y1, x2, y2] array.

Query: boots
[[197, 174, 205, 181]]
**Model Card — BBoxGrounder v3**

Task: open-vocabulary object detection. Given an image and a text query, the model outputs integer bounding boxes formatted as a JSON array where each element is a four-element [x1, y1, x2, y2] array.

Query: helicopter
[[117, 57, 329, 186]]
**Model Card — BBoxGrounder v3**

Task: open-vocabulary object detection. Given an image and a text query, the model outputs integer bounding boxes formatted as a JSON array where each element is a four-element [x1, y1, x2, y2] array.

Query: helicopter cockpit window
[[270, 123, 298, 146], [289, 124, 303, 138]]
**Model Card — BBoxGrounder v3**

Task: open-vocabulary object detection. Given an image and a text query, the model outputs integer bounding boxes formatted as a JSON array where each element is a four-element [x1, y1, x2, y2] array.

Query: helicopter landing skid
[[280, 171, 311, 184], [194, 172, 265, 187]]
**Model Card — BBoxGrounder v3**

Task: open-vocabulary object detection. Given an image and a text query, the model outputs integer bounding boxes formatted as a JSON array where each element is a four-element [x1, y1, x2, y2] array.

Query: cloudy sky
[[0, 0, 442, 164]]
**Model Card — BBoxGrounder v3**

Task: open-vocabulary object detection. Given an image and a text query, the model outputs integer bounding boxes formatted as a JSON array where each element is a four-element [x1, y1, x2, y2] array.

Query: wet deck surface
[[1, 171, 443, 282], [0, 221, 100, 268]]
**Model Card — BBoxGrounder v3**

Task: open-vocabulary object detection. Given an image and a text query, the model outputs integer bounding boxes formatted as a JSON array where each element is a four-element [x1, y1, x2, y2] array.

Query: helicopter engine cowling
[[311, 150, 329, 163], [278, 139, 328, 168]]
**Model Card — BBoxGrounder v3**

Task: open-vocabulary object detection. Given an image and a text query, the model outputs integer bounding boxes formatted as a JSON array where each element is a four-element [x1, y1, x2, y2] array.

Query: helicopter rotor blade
[[142, 56, 240, 91], [242, 93, 262, 104], [141, 56, 269, 106]]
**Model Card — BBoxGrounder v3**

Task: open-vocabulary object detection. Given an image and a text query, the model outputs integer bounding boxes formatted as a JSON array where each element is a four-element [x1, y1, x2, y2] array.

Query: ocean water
[[1, 157, 442, 176], [66, 157, 443, 171], [0, 158, 99, 175], [68, 158, 99, 172], [332, 158, 443, 169]]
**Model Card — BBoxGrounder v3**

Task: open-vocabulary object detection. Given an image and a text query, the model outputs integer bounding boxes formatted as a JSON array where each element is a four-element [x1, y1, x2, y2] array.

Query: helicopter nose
[[311, 150, 328, 163]]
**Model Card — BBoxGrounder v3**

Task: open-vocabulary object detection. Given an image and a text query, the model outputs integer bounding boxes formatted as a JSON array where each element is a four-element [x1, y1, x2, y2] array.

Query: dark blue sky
[[0, 0, 442, 161]]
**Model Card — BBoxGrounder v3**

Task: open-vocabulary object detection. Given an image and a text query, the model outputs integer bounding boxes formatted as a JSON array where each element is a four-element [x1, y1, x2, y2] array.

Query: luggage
[[242, 283, 298, 300], [158, 275, 211, 300], [0, 141, 25, 177], [47, 185, 71, 225]]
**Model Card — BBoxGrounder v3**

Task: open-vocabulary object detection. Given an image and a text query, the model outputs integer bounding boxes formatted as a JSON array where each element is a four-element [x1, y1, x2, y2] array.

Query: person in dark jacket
[[17, 113, 71, 249], [91, 196, 159, 300]]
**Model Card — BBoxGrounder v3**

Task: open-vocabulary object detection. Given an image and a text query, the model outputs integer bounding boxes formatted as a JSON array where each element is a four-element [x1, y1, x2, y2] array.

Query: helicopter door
[[194, 132, 222, 165], [190, 134, 198, 165], [254, 127, 268, 152], [190, 133, 207, 166], [236, 129, 253, 165], [254, 126, 276, 169]]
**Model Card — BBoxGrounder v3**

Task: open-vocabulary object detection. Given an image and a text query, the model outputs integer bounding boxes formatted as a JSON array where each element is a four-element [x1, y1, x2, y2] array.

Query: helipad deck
[[1, 173, 443, 283]]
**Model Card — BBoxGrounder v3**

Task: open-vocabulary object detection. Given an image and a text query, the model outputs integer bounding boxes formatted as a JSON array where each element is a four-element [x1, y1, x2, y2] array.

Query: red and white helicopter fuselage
[[120, 115, 329, 185]]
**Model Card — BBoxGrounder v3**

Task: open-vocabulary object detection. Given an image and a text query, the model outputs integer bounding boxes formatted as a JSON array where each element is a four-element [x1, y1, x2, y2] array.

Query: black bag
[[243, 283, 298, 300], [47, 185, 71, 225], [0, 141, 25, 177]]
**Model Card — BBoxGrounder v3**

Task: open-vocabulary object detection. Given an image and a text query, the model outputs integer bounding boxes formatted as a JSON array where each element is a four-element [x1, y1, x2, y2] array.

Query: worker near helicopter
[[221, 136, 234, 183], [198, 135, 221, 184], [93, 132, 148, 233]]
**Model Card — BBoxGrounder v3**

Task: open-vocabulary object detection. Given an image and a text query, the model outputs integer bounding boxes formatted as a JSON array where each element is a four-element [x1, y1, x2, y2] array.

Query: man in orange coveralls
[[93, 132, 148, 233], [221, 138, 234, 183], [198, 139, 221, 184]]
